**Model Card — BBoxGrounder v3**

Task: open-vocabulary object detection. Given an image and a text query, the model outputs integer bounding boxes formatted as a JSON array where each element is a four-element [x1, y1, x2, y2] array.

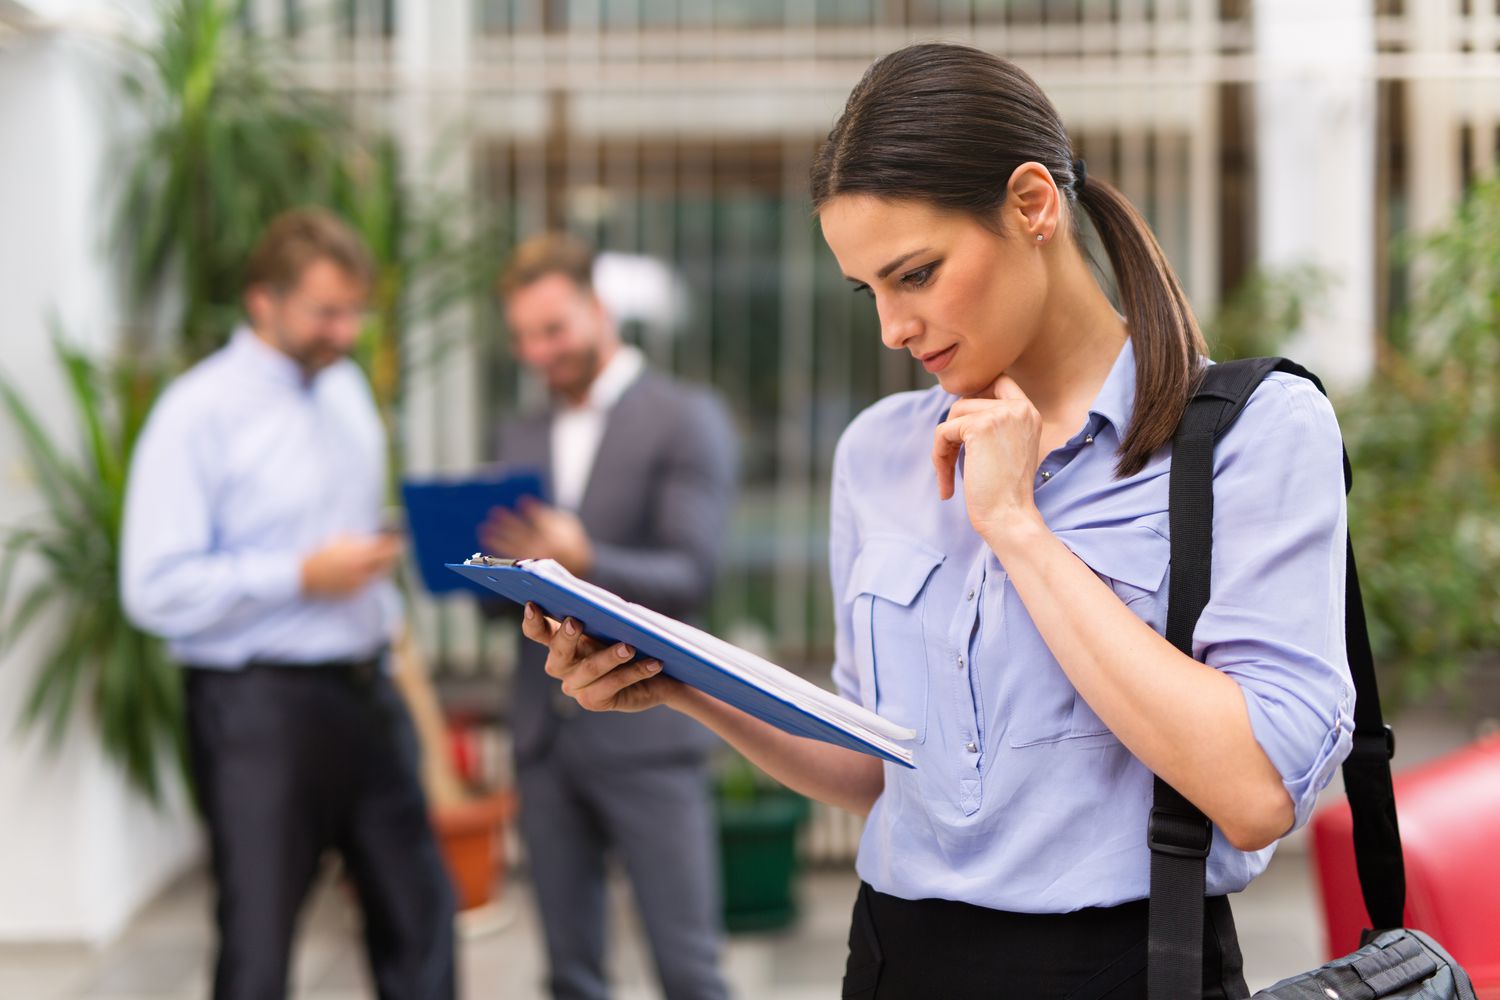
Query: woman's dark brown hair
[[810, 42, 1206, 478]]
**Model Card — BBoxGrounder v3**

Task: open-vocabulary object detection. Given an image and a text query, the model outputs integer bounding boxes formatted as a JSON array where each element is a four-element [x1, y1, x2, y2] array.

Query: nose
[[878, 303, 922, 351], [515, 336, 554, 373]]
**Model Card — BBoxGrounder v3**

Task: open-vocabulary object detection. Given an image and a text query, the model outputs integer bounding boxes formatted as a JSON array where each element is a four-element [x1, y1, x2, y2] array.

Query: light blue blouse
[[828, 338, 1355, 912]]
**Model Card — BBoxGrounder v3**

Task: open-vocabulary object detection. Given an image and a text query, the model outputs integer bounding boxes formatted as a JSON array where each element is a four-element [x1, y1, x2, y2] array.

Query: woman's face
[[819, 194, 1048, 398]]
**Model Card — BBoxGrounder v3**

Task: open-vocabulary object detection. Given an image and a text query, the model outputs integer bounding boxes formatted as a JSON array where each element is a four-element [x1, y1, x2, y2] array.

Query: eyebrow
[[842, 247, 934, 284], [877, 247, 933, 280]]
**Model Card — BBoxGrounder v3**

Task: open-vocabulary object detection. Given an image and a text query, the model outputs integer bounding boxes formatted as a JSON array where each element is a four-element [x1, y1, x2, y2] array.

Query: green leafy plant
[[116, 0, 506, 415], [1199, 247, 1498, 700], [715, 748, 778, 806], [0, 341, 184, 803], [0, 0, 506, 804], [117, 0, 360, 360], [1203, 264, 1329, 362], [1342, 176, 1500, 701]]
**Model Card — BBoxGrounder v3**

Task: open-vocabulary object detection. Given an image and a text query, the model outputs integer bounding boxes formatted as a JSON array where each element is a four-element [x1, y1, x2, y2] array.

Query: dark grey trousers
[[516, 734, 727, 1000], [184, 665, 456, 1000]]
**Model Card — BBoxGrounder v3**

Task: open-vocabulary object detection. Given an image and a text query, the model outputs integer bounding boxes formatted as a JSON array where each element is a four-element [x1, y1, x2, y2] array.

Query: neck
[[250, 322, 278, 352], [249, 322, 317, 383], [1005, 251, 1128, 427]]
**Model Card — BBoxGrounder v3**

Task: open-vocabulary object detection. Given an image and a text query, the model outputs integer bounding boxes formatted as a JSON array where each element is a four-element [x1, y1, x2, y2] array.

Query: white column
[[1253, 0, 1377, 389], [0, 11, 199, 945], [394, 0, 484, 669], [395, 0, 478, 477], [1406, 1, 1461, 240], [1186, 0, 1219, 317]]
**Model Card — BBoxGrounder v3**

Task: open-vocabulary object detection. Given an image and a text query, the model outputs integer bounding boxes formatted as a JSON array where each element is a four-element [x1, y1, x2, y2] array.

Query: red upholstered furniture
[[1310, 732, 1500, 996]]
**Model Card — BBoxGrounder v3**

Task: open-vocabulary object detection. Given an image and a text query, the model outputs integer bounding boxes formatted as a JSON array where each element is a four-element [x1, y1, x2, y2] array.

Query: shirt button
[[956, 654, 965, 669], [1084, 434, 1095, 445], [964, 742, 978, 754], [1040, 470, 1053, 481], [966, 589, 975, 602]]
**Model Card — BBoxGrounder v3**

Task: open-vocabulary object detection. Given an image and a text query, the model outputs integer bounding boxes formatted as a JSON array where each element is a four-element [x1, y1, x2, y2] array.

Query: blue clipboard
[[401, 472, 546, 595], [446, 560, 914, 767]]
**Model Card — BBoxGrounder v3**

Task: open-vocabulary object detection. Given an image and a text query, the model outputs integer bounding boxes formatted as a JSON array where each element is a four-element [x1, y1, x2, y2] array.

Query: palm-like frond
[[3, 0, 513, 805], [0, 341, 181, 804]]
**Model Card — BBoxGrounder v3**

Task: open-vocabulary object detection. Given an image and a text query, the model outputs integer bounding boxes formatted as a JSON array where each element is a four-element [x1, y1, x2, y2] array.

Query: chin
[[936, 370, 990, 399]]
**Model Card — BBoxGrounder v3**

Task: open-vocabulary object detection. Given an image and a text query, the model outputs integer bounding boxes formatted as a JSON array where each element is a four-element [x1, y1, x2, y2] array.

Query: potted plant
[[714, 749, 811, 932], [1341, 175, 1500, 703], [0, 342, 183, 803]]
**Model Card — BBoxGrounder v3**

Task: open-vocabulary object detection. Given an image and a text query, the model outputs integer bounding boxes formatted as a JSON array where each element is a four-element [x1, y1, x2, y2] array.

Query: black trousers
[[842, 882, 1248, 1000], [184, 664, 456, 1000]]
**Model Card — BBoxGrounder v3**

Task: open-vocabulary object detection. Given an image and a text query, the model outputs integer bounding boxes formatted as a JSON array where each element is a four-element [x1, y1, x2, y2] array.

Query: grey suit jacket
[[496, 368, 737, 766]]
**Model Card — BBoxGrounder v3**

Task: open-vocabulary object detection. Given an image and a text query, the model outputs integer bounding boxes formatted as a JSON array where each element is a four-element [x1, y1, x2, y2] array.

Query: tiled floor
[[1, 704, 1481, 999]]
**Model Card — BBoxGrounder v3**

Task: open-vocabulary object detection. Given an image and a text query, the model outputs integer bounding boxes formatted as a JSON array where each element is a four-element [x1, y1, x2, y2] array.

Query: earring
[[1035, 234, 1045, 242]]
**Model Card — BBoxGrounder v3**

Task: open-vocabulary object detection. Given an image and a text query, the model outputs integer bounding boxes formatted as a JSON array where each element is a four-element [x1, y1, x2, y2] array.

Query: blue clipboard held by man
[[400, 470, 546, 595]]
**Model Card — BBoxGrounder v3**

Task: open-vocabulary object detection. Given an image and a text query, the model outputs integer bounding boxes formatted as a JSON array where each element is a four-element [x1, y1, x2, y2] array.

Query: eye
[[901, 263, 937, 288], [850, 283, 874, 300]]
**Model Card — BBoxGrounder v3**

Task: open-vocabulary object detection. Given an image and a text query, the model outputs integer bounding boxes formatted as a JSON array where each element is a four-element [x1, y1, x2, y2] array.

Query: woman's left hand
[[932, 374, 1045, 541]]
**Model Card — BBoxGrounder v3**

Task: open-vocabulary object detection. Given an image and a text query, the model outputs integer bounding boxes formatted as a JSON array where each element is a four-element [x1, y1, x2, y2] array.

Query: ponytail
[[1075, 176, 1207, 477]]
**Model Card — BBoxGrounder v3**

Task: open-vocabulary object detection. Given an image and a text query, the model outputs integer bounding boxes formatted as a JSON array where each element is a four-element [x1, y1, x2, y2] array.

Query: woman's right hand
[[520, 602, 679, 713]]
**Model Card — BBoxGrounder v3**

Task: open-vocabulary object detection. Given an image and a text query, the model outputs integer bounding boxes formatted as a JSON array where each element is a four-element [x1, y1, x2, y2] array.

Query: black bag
[[1148, 358, 1476, 1000]]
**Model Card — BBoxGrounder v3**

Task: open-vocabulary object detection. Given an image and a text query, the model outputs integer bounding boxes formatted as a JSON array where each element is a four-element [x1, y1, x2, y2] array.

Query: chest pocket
[[844, 536, 945, 745], [1063, 521, 1172, 631], [1009, 523, 1170, 748]]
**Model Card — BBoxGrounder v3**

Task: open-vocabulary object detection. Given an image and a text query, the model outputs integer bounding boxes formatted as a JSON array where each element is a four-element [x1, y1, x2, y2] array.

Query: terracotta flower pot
[[432, 790, 514, 912]]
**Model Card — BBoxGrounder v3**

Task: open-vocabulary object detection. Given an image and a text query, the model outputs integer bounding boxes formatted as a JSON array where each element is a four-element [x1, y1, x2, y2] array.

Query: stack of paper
[[447, 556, 915, 767]]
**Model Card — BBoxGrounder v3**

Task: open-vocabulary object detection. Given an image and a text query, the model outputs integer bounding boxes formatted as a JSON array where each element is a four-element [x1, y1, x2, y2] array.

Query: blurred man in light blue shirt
[[121, 208, 455, 1000]]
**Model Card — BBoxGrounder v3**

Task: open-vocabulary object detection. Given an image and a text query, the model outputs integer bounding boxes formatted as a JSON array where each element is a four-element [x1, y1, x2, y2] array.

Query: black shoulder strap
[[1147, 358, 1404, 999]]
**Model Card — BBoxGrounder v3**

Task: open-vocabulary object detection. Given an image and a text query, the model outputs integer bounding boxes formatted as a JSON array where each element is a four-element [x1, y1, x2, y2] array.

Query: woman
[[520, 43, 1354, 998]]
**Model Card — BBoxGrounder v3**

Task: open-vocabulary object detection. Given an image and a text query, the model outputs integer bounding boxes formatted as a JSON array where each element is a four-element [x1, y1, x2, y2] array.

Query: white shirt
[[549, 345, 645, 511], [120, 328, 401, 668]]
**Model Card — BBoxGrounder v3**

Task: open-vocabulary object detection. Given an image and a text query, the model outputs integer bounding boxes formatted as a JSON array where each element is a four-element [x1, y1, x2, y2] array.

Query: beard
[[270, 326, 346, 377], [548, 344, 602, 400]]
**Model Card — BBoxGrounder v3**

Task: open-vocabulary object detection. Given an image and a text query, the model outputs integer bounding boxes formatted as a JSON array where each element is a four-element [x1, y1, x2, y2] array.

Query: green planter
[[716, 790, 811, 932]]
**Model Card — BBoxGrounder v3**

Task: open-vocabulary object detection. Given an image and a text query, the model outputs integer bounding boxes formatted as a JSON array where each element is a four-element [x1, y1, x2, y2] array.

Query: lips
[[918, 344, 957, 373]]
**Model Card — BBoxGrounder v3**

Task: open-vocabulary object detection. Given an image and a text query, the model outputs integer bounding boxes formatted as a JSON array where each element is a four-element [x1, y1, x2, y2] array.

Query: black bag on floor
[[1147, 358, 1476, 1000]]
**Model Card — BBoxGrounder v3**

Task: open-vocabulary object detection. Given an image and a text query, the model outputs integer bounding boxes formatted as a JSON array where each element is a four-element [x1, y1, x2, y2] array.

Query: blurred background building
[[282, 0, 1499, 685], [2, 0, 1499, 985]]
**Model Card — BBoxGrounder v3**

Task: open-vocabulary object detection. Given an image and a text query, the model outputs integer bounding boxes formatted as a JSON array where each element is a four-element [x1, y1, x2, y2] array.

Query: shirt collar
[[229, 325, 315, 390], [568, 344, 645, 413], [1086, 336, 1136, 434]]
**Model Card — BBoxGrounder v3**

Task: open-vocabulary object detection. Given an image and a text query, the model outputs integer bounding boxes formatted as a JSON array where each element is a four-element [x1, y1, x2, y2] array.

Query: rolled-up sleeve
[[1192, 375, 1355, 832]]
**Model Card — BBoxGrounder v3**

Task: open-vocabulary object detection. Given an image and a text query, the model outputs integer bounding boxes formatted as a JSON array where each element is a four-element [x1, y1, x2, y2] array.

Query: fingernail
[[524, 604, 535, 620], [645, 661, 661, 673], [564, 619, 578, 636], [616, 644, 633, 659]]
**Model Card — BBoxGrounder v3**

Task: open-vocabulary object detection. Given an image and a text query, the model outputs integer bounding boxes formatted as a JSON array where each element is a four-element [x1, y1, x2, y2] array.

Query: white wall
[[0, 18, 200, 946]]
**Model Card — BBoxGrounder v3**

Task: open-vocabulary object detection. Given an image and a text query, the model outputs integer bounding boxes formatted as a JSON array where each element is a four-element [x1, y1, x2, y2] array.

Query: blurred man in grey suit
[[481, 234, 735, 1000]]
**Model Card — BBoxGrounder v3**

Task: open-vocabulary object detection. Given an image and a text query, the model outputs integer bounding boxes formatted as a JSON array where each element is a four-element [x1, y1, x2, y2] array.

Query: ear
[[587, 289, 607, 320], [244, 284, 273, 327], [1004, 162, 1063, 245], [585, 288, 616, 338]]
